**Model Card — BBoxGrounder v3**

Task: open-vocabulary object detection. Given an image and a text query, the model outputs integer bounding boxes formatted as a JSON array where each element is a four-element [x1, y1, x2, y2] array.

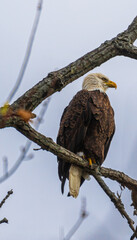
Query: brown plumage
[[57, 73, 116, 198]]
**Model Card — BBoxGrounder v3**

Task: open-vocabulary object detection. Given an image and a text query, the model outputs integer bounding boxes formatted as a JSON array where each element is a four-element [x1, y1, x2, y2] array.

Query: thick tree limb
[[7, 120, 137, 194], [0, 17, 137, 128], [9, 121, 137, 234], [4, 16, 136, 114]]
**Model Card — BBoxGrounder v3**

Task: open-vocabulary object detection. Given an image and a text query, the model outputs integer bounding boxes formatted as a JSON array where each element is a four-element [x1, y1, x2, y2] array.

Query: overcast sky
[[0, 1, 137, 240]]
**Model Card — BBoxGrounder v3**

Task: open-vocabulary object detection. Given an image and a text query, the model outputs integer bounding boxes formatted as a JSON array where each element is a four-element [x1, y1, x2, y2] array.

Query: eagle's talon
[[88, 158, 96, 167], [88, 158, 93, 167]]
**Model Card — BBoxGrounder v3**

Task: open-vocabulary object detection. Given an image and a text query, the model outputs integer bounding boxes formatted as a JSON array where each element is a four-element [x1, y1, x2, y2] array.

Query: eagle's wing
[[57, 90, 92, 193], [104, 128, 115, 160]]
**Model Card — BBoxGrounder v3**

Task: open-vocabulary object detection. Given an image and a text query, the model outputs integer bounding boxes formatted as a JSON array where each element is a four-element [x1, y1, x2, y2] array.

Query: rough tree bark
[[0, 15, 137, 238]]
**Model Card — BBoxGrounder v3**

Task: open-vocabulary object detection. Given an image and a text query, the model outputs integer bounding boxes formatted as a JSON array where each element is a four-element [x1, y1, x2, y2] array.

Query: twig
[[3, 156, 8, 175], [92, 172, 135, 233], [0, 218, 8, 224], [0, 190, 13, 208], [59, 227, 64, 240], [130, 227, 137, 240], [0, 97, 50, 184], [7, 0, 43, 103], [34, 97, 51, 129], [0, 190, 13, 225], [0, 140, 32, 184], [63, 198, 88, 240]]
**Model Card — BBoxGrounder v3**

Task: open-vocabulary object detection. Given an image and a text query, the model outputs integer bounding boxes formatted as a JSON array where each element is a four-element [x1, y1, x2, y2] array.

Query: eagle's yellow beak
[[106, 80, 117, 89]]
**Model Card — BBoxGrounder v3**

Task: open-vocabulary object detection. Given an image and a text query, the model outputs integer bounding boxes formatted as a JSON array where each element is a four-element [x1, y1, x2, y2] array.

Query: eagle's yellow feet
[[88, 158, 92, 166], [77, 152, 96, 166], [88, 158, 96, 166]]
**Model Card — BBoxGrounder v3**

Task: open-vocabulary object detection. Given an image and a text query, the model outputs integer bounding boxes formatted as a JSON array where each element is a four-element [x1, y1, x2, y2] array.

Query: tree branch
[[0, 17, 137, 129], [1, 113, 137, 197], [0, 190, 13, 208], [6, 16, 137, 114], [0, 98, 51, 184], [7, 0, 43, 103], [99, 167, 137, 190], [92, 172, 135, 232], [64, 198, 88, 240], [9, 121, 137, 234], [0, 218, 8, 224], [7, 120, 137, 194], [114, 38, 137, 59], [130, 227, 137, 240], [0, 190, 13, 225]]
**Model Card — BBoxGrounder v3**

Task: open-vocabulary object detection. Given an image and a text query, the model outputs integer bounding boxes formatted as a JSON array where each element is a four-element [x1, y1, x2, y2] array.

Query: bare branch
[[64, 198, 88, 240], [0, 97, 50, 184], [0, 218, 8, 224], [0, 17, 137, 130], [131, 189, 137, 214], [3, 156, 8, 175], [14, 119, 136, 232], [92, 172, 135, 232], [7, 0, 43, 103], [8, 16, 137, 114], [0, 190, 13, 225], [130, 227, 137, 240], [117, 16, 137, 43], [99, 167, 137, 191], [0, 190, 13, 208], [9, 121, 137, 194], [11, 120, 137, 234], [114, 38, 137, 59]]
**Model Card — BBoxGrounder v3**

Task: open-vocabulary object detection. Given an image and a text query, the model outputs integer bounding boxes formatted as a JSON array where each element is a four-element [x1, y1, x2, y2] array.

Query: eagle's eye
[[101, 77, 108, 82]]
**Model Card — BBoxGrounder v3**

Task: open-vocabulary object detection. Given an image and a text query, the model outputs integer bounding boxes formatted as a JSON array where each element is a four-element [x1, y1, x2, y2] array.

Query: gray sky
[[0, 0, 137, 239]]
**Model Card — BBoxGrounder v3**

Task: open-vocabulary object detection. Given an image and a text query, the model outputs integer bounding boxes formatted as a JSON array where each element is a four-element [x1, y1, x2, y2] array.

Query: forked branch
[[0, 14, 137, 239], [11, 121, 137, 236], [0, 16, 135, 118]]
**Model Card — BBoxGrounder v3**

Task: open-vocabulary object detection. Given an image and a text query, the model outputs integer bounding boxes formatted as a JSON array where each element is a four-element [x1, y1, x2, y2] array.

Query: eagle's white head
[[82, 73, 117, 92]]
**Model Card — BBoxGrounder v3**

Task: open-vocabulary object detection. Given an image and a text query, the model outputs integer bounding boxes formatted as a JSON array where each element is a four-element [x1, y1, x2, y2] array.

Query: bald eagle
[[57, 73, 116, 198]]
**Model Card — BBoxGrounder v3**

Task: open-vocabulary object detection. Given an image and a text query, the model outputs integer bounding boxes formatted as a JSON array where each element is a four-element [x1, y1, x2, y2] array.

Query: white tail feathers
[[69, 165, 91, 198], [69, 165, 82, 198]]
